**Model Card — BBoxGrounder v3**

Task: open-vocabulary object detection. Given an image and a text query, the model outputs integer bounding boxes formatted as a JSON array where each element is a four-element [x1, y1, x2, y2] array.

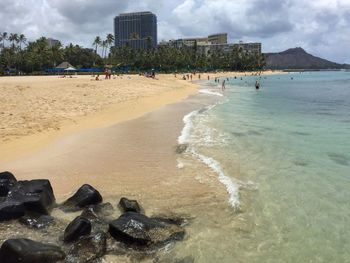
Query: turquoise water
[[188, 72, 350, 262]]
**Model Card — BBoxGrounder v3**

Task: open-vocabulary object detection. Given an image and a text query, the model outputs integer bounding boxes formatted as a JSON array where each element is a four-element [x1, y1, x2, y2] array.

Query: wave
[[177, 103, 241, 209], [191, 149, 240, 209], [199, 89, 224, 97], [177, 110, 200, 145]]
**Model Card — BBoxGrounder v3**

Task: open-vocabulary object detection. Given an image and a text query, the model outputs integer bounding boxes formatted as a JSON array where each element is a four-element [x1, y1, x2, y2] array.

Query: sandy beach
[[0, 74, 200, 161], [0, 71, 278, 162], [0, 71, 282, 262]]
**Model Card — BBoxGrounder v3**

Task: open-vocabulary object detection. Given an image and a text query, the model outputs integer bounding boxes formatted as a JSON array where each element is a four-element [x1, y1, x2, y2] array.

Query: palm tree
[[50, 42, 63, 67], [18, 34, 27, 50], [106, 34, 114, 57], [93, 36, 101, 55], [101, 40, 107, 59], [92, 36, 102, 66], [1, 32, 8, 49], [9, 33, 19, 49]]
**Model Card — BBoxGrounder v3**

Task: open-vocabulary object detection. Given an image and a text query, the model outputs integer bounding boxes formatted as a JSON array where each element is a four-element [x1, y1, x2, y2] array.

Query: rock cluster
[[0, 172, 187, 262]]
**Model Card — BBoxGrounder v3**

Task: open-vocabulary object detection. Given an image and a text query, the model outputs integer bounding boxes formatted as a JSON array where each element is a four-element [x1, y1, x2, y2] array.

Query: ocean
[[177, 71, 350, 262]]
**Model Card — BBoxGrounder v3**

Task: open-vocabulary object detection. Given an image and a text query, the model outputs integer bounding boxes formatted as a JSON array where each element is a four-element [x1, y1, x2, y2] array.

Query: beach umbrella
[[64, 66, 77, 71], [64, 66, 77, 76]]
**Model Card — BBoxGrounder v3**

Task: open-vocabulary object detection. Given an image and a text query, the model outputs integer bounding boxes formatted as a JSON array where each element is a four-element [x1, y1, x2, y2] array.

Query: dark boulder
[[0, 201, 25, 221], [80, 205, 111, 234], [119, 197, 141, 213], [61, 184, 102, 212], [85, 202, 114, 217], [19, 214, 55, 229], [0, 171, 17, 197], [0, 238, 65, 263], [66, 232, 107, 263], [7, 179, 55, 215], [109, 212, 185, 248], [64, 216, 92, 243]]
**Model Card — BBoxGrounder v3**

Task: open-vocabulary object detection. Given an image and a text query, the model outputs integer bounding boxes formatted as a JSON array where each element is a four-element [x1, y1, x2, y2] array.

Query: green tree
[[18, 34, 26, 50], [1, 32, 8, 49], [93, 36, 101, 54]]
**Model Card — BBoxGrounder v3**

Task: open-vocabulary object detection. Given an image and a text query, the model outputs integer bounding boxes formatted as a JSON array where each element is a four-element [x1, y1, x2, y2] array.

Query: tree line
[[0, 32, 265, 75], [109, 44, 266, 72]]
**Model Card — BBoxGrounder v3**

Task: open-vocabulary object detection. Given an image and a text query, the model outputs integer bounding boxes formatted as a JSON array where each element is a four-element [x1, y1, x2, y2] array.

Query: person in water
[[255, 80, 260, 89], [222, 80, 226, 91]]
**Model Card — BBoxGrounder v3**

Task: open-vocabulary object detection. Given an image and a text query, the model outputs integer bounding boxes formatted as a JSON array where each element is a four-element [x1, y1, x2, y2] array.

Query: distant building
[[208, 33, 227, 45], [47, 38, 60, 48], [160, 33, 227, 49], [233, 41, 262, 55], [160, 34, 261, 56], [114, 11, 157, 50]]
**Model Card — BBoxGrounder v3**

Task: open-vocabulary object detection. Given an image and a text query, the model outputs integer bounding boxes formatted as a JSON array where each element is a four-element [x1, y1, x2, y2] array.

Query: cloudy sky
[[1, 0, 349, 63]]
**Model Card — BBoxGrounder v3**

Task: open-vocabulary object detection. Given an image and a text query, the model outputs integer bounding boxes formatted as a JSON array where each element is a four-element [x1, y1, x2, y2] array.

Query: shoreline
[[0, 71, 282, 163], [0, 70, 284, 262]]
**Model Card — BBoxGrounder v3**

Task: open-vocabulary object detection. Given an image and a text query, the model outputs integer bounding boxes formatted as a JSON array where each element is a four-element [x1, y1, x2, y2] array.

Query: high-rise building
[[114, 11, 157, 50], [47, 38, 60, 48]]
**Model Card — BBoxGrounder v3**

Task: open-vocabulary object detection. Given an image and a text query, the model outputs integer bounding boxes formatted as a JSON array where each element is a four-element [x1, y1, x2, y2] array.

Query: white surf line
[[190, 149, 240, 209], [177, 103, 241, 209], [198, 89, 224, 97], [178, 109, 200, 145]]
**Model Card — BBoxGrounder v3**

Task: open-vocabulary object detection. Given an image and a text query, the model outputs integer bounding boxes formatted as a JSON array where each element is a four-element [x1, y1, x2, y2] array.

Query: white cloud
[[0, 0, 349, 63]]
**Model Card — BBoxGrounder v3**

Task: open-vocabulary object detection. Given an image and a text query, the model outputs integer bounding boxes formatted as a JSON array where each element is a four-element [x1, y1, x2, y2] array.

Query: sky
[[0, 0, 349, 63]]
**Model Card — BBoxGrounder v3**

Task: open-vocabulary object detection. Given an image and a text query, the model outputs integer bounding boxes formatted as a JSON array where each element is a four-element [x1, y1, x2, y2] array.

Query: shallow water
[[177, 71, 350, 262]]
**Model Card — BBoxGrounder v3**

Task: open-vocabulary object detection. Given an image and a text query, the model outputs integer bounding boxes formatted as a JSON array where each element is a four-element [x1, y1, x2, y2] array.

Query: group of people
[[144, 71, 156, 79], [176, 72, 262, 91], [180, 73, 202, 81], [104, 69, 112, 79]]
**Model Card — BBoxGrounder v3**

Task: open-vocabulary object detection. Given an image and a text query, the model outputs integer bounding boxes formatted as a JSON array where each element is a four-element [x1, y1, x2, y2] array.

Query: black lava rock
[[0, 171, 17, 197], [66, 232, 107, 263], [85, 202, 114, 217], [7, 179, 55, 215], [64, 216, 92, 243], [0, 201, 25, 221], [0, 238, 65, 263], [61, 184, 102, 212], [109, 212, 185, 248], [19, 214, 55, 229], [119, 197, 141, 213]]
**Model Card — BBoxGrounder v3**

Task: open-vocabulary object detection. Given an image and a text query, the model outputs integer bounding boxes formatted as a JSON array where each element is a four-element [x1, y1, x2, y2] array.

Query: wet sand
[[0, 91, 239, 262], [0, 92, 228, 209]]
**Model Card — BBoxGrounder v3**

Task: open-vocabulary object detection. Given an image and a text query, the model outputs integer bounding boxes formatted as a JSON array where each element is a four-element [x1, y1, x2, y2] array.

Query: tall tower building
[[114, 11, 157, 50]]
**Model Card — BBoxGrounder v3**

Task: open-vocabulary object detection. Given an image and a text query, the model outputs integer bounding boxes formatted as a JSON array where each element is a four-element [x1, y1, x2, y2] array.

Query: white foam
[[177, 109, 199, 145], [199, 89, 223, 97], [177, 160, 185, 169], [191, 149, 240, 209], [177, 103, 240, 209]]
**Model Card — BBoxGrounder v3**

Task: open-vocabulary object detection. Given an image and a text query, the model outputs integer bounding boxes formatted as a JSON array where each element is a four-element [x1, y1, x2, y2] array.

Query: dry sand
[[0, 74, 198, 161]]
